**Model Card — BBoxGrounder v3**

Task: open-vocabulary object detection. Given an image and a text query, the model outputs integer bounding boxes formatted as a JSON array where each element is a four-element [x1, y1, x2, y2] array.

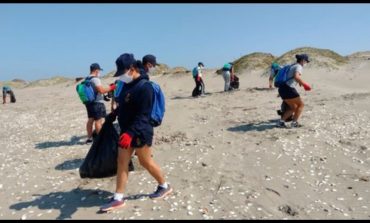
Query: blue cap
[[114, 53, 136, 77], [142, 54, 158, 67], [296, 54, 310, 63], [90, 63, 103, 72]]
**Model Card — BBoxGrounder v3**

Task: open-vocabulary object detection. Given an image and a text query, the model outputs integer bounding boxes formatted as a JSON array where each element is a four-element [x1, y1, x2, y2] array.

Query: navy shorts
[[85, 102, 107, 120], [120, 130, 153, 149], [278, 84, 300, 100]]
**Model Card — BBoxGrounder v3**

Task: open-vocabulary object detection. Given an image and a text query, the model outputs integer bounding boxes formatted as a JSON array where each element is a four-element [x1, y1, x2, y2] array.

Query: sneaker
[[277, 121, 287, 128], [291, 121, 303, 128], [85, 138, 93, 144], [100, 198, 125, 212], [149, 185, 173, 200]]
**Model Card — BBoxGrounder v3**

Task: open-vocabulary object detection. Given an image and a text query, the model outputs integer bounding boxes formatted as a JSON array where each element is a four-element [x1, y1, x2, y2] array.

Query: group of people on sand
[[79, 53, 172, 212], [77, 52, 312, 212], [189, 53, 312, 129], [191, 61, 238, 97]]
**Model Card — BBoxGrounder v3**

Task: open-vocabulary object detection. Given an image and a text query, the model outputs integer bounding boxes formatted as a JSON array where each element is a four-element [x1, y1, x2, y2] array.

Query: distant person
[[2, 86, 16, 104], [269, 62, 282, 89], [142, 54, 158, 75], [100, 53, 172, 212], [192, 62, 205, 97], [277, 54, 312, 128], [84, 63, 116, 144], [222, 62, 235, 92]]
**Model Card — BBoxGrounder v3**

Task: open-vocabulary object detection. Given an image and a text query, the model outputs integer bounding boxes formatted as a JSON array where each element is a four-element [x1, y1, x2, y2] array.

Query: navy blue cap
[[114, 53, 136, 77], [296, 54, 310, 63], [90, 63, 103, 72], [142, 54, 158, 67]]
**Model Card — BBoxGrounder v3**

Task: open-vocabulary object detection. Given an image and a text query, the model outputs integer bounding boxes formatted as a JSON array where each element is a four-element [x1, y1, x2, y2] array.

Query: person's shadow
[[55, 158, 85, 171], [35, 135, 86, 149], [9, 188, 113, 219], [227, 119, 279, 132]]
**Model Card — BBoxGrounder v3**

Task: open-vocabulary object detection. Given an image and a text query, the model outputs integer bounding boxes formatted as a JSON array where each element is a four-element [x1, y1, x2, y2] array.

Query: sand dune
[[0, 56, 370, 219]]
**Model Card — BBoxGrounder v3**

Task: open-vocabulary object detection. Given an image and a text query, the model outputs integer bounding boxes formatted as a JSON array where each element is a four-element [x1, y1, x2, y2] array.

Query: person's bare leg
[[86, 118, 94, 138], [94, 118, 104, 135], [135, 146, 165, 185], [292, 97, 304, 122], [116, 147, 135, 193]]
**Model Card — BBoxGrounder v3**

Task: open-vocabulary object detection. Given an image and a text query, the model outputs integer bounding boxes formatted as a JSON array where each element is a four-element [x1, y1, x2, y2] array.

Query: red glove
[[302, 83, 311, 91], [119, 133, 132, 149], [109, 83, 116, 91], [196, 76, 201, 82]]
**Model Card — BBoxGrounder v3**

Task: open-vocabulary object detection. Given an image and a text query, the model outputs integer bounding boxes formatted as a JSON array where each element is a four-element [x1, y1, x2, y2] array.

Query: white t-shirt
[[286, 63, 303, 88], [197, 66, 203, 77]]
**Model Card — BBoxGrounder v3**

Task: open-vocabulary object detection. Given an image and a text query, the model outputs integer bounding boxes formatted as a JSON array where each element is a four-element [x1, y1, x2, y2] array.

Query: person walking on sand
[[192, 62, 205, 97], [84, 63, 116, 144], [277, 54, 312, 128], [222, 62, 235, 92], [2, 86, 16, 104], [100, 53, 172, 212]]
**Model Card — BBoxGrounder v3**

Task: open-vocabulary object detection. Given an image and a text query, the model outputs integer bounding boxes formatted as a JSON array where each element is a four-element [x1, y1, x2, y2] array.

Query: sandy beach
[[1, 55, 370, 219]]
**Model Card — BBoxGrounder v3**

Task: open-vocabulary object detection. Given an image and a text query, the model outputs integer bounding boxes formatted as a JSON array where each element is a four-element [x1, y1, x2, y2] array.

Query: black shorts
[[85, 102, 107, 120], [120, 130, 153, 149], [278, 84, 300, 100]]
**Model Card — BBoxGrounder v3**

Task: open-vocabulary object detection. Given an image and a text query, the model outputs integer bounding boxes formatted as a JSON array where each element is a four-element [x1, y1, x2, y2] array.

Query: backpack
[[192, 67, 199, 77], [137, 80, 166, 127], [274, 64, 294, 88], [76, 76, 97, 104], [113, 80, 126, 102], [223, 63, 232, 71]]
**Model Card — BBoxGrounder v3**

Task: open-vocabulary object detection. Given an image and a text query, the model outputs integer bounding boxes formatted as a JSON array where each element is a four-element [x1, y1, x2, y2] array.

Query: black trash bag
[[277, 101, 293, 122], [192, 86, 201, 97], [230, 75, 239, 89], [10, 91, 16, 103], [79, 120, 134, 179]]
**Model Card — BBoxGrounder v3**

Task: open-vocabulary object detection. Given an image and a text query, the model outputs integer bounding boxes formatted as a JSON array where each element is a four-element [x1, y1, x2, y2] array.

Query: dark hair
[[198, 62, 204, 67], [130, 60, 145, 71]]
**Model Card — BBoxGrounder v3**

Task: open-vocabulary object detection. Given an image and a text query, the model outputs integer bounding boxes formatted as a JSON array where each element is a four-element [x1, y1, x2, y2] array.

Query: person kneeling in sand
[[100, 53, 172, 212], [277, 54, 312, 128]]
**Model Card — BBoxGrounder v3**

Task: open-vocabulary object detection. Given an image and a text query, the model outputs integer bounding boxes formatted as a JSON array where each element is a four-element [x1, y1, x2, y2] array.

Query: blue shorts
[[278, 84, 300, 100], [85, 102, 107, 120]]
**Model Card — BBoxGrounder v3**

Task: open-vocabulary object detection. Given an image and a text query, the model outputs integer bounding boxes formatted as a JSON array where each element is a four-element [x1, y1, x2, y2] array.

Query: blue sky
[[1, 3, 370, 81]]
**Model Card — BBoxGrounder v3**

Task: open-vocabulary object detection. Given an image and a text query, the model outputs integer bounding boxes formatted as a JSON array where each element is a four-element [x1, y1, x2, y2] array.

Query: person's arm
[[269, 69, 275, 88], [294, 72, 311, 90], [95, 85, 115, 94], [269, 76, 274, 88]]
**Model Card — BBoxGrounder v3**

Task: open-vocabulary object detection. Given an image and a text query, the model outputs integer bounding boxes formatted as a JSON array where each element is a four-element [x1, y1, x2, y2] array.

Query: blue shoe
[[149, 185, 173, 200], [100, 198, 125, 212]]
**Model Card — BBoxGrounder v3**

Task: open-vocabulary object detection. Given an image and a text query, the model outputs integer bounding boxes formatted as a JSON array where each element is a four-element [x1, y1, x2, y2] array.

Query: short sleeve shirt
[[88, 75, 104, 103], [286, 63, 303, 88]]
